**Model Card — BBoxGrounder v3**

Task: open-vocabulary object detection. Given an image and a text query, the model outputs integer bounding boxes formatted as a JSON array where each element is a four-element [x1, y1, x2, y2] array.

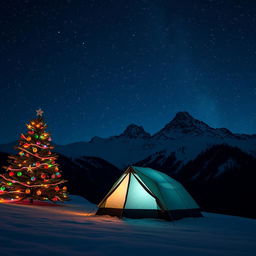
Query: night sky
[[1, 0, 256, 144]]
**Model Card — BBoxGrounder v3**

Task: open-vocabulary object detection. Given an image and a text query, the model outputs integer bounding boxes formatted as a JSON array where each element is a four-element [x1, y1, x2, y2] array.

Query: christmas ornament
[[25, 188, 31, 194], [36, 190, 42, 195], [33, 147, 38, 153], [56, 172, 61, 178], [9, 172, 14, 176], [41, 173, 46, 179], [17, 172, 22, 177], [31, 176, 36, 181], [27, 165, 33, 172], [36, 108, 44, 116]]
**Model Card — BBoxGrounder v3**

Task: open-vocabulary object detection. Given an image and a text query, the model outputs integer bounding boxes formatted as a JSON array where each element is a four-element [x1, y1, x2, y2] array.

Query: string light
[[17, 147, 56, 160], [0, 174, 66, 188]]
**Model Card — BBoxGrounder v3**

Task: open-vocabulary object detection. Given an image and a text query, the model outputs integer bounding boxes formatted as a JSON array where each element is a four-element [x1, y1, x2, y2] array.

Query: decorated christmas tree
[[0, 109, 68, 203]]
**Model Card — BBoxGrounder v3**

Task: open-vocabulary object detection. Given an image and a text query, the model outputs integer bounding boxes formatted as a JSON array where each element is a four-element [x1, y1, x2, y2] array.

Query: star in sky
[[0, 1, 256, 144]]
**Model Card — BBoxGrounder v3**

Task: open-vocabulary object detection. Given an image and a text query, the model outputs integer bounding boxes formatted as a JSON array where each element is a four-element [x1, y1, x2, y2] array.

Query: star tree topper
[[36, 108, 44, 116]]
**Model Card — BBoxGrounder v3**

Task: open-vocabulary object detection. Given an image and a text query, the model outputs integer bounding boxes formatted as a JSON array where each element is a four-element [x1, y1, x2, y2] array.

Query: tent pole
[[121, 172, 131, 217]]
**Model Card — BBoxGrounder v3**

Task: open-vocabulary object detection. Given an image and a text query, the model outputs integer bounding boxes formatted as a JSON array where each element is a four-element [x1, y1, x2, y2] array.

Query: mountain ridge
[[1, 112, 256, 169]]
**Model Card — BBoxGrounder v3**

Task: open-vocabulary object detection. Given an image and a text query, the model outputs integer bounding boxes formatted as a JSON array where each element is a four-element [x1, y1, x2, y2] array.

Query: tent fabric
[[96, 166, 202, 220], [104, 174, 130, 209]]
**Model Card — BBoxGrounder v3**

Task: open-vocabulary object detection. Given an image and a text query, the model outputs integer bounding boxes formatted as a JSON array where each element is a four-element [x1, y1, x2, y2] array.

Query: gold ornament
[[36, 190, 42, 195], [33, 147, 38, 153], [27, 165, 33, 172]]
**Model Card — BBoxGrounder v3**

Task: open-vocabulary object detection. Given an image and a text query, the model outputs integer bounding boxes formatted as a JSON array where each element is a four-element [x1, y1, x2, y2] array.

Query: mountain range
[[57, 111, 256, 168], [1, 112, 256, 218]]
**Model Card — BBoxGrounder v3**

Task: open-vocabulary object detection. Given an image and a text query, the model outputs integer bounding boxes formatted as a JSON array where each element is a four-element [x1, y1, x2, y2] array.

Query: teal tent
[[96, 166, 202, 220]]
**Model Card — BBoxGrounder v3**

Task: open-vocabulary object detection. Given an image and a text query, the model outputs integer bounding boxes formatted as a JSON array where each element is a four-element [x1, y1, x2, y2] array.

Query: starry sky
[[1, 0, 256, 144]]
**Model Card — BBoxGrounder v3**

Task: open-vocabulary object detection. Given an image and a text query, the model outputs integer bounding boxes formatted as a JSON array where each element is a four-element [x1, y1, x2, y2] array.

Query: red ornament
[[20, 134, 26, 139], [9, 172, 14, 177], [36, 162, 40, 167], [55, 186, 60, 192], [52, 197, 58, 201], [41, 173, 46, 179], [44, 165, 49, 169], [51, 174, 56, 179]]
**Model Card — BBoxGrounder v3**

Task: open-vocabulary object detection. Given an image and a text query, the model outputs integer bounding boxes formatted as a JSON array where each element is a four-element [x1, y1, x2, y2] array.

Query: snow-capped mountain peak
[[117, 124, 151, 139], [169, 112, 210, 129], [153, 111, 212, 139]]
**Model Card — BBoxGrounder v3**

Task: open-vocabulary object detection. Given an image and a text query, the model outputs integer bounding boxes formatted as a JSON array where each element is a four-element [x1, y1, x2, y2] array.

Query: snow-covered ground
[[0, 196, 255, 256]]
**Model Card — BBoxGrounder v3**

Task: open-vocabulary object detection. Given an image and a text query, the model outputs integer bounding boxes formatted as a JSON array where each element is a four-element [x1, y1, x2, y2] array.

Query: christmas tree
[[0, 109, 68, 203]]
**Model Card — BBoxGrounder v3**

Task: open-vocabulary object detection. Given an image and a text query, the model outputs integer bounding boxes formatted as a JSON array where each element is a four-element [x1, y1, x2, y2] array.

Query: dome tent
[[96, 166, 202, 220]]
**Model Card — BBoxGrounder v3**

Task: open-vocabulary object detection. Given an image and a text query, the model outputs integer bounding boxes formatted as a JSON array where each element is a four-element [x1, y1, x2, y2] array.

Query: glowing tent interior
[[96, 166, 202, 220]]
